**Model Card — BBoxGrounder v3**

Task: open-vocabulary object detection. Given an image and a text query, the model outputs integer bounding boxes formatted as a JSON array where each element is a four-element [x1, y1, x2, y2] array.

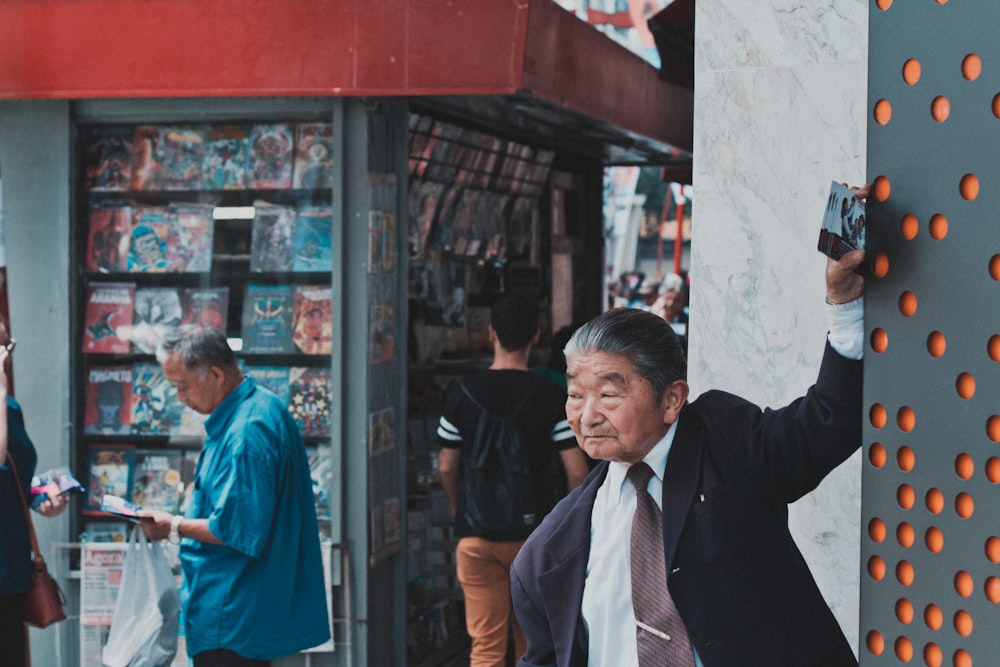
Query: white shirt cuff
[[826, 296, 864, 360]]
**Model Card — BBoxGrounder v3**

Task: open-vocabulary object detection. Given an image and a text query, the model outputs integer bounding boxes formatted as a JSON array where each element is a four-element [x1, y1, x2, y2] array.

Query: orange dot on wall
[[874, 99, 892, 125], [954, 649, 972, 667], [955, 571, 974, 598], [956, 492, 974, 519], [896, 560, 915, 586], [902, 58, 920, 84], [897, 446, 915, 472], [985, 576, 1000, 603], [956, 373, 976, 399], [899, 291, 917, 317], [955, 452, 974, 479], [898, 406, 916, 432], [898, 484, 916, 509], [867, 630, 885, 656], [871, 328, 888, 353], [987, 457, 1000, 483], [901, 213, 919, 239], [925, 603, 943, 630], [987, 536, 1000, 563], [873, 175, 891, 201], [897, 522, 915, 548], [896, 598, 914, 624], [931, 96, 951, 122], [927, 331, 946, 357], [873, 252, 890, 277], [994, 93, 1000, 119], [963, 53, 982, 80], [989, 335, 1000, 361], [928, 213, 948, 240], [990, 255, 1000, 281], [988, 415, 1000, 443], [868, 555, 886, 580], [960, 173, 980, 200], [925, 526, 943, 553], [870, 442, 887, 467], [923, 643, 942, 667], [869, 517, 887, 543], [894, 636, 913, 662], [871, 405, 888, 429], [954, 610, 973, 637], [926, 487, 945, 514]]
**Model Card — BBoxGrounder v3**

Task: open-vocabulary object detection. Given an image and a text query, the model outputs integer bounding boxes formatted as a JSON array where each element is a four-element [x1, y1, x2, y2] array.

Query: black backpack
[[455, 379, 546, 541]]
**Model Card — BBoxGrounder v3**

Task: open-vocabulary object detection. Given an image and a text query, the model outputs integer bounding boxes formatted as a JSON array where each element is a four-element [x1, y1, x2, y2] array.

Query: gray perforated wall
[[861, 2, 1000, 665]]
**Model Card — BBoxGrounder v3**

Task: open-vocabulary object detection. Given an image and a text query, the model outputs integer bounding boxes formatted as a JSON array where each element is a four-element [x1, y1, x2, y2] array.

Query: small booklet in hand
[[818, 180, 865, 259], [99, 493, 150, 522], [30, 466, 86, 510]]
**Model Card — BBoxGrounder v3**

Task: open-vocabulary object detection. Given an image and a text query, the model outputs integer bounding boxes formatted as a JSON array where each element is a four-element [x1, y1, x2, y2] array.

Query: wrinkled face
[[162, 354, 222, 415], [565, 351, 678, 464]]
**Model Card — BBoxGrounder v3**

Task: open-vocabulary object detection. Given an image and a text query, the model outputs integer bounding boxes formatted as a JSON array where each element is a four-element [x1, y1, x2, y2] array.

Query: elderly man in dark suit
[[511, 188, 868, 667]]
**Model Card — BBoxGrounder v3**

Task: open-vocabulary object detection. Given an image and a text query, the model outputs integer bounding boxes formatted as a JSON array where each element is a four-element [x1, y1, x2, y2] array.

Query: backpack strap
[[457, 376, 537, 417]]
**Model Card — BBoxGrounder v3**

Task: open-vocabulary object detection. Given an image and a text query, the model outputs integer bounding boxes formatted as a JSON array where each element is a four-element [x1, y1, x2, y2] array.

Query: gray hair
[[564, 308, 686, 402], [157, 325, 237, 372]]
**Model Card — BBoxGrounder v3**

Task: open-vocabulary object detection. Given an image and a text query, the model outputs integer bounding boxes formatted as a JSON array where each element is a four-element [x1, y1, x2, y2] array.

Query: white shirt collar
[[606, 418, 679, 505]]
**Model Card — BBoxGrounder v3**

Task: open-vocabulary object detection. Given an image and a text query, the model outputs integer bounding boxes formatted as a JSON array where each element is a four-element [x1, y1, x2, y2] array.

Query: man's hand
[[826, 183, 869, 304], [137, 509, 174, 541]]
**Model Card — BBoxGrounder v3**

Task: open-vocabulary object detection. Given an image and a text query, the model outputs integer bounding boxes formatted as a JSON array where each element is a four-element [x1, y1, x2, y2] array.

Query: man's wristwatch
[[169, 515, 183, 545]]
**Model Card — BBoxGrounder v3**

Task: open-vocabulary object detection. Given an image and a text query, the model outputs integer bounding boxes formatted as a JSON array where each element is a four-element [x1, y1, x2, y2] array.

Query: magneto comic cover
[[84, 366, 133, 436]]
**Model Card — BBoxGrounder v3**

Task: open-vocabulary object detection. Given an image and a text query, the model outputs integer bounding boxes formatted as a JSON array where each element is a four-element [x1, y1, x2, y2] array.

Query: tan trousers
[[455, 536, 527, 667]]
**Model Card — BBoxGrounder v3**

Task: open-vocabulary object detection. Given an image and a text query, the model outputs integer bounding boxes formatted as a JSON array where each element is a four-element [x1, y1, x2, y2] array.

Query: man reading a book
[[139, 325, 329, 667]]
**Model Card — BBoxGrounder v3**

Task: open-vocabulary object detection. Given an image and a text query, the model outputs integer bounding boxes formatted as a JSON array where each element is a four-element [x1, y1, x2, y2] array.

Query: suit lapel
[[661, 411, 704, 571]]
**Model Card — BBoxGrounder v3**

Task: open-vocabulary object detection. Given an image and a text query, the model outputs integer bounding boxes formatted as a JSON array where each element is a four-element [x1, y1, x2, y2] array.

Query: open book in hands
[[818, 181, 866, 259]]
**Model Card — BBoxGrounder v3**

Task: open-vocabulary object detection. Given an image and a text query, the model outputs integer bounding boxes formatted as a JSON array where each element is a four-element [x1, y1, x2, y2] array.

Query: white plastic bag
[[103, 527, 181, 667]]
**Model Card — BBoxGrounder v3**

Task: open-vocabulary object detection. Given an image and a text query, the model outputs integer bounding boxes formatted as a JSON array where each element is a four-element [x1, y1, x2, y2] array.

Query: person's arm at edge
[[437, 445, 462, 521], [138, 509, 225, 545]]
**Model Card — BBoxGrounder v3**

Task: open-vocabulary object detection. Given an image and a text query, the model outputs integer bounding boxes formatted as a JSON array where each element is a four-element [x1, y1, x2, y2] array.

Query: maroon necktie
[[628, 462, 695, 667]]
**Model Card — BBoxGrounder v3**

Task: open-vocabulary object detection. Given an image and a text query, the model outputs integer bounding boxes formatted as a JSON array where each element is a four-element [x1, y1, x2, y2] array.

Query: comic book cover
[[307, 444, 334, 522], [82, 521, 128, 543], [130, 362, 184, 435], [240, 284, 293, 353], [127, 206, 170, 272], [166, 204, 215, 272], [288, 366, 332, 437], [381, 212, 396, 271], [180, 286, 229, 333], [84, 444, 134, 516], [131, 449, 185, 513], [818, 180, 866, 259], [368, 303, 394, 364], [243, 365, 290, 404], [130, 125, 164, 190], [249, 202, 296, 272], [85, 204, 132, 273], [291, 204, 333, 272], [83, 366, 133, 436], [82, 282, 135, 354], [81, 126, 134, 191], [203, 124, 249, 190], [131, 287, 182, 354], [291, 285, 333, 355], [292, 122, 333, 189], [248, 123, 294, 189], [156, 126, 206, 190]]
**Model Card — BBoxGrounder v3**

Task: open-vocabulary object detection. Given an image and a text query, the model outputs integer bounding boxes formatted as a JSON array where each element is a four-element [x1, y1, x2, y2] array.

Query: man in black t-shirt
[[437, 294, 588, 667]]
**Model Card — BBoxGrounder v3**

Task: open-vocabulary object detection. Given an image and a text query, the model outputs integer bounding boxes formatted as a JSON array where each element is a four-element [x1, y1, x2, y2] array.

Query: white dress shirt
[[581, 298, 864, 665]]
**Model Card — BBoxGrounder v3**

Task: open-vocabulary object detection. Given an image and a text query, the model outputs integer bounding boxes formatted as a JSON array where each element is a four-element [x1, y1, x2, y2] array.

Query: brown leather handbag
[[9, 457, 67, 628]]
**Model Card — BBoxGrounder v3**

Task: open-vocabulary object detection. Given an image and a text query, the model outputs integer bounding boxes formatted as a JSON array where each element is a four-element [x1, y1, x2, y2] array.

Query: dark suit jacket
[[511, 343, 862, 667]]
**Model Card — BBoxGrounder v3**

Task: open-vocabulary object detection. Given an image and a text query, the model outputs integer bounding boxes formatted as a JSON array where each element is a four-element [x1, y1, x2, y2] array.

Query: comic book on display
[[82, 282, 135, 354], [166, 204, 215, 272], [291, 285, 333, 355], [203, 124, 249, 190], [127, 206, 170, 272], [83, 366, 133, 436], [131, 449, 185, 514], [181, 286, 230, 333], [84, 444, 134, 516], [131, 125, 205, 191], [85, 203, 132, 273], [240, 284, 294, 353], [82, 126, 134, 192], [131, 362, 185, 436], [307, 444, 333, 523], [249, 202, 296, 272], [818, 180, 866, 259], [242, 365, 290, 404], [131, 287, 182, 354], [292, 122, 334, 189], [288, 366, 332, 437], [82, 521, 128, 543], [248, 123, 294, 189], [291, 204, 333, 272]]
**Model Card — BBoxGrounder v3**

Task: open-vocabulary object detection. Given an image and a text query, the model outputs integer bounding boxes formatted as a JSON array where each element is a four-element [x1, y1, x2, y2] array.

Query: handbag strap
[[8, 456, 45, 566]]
